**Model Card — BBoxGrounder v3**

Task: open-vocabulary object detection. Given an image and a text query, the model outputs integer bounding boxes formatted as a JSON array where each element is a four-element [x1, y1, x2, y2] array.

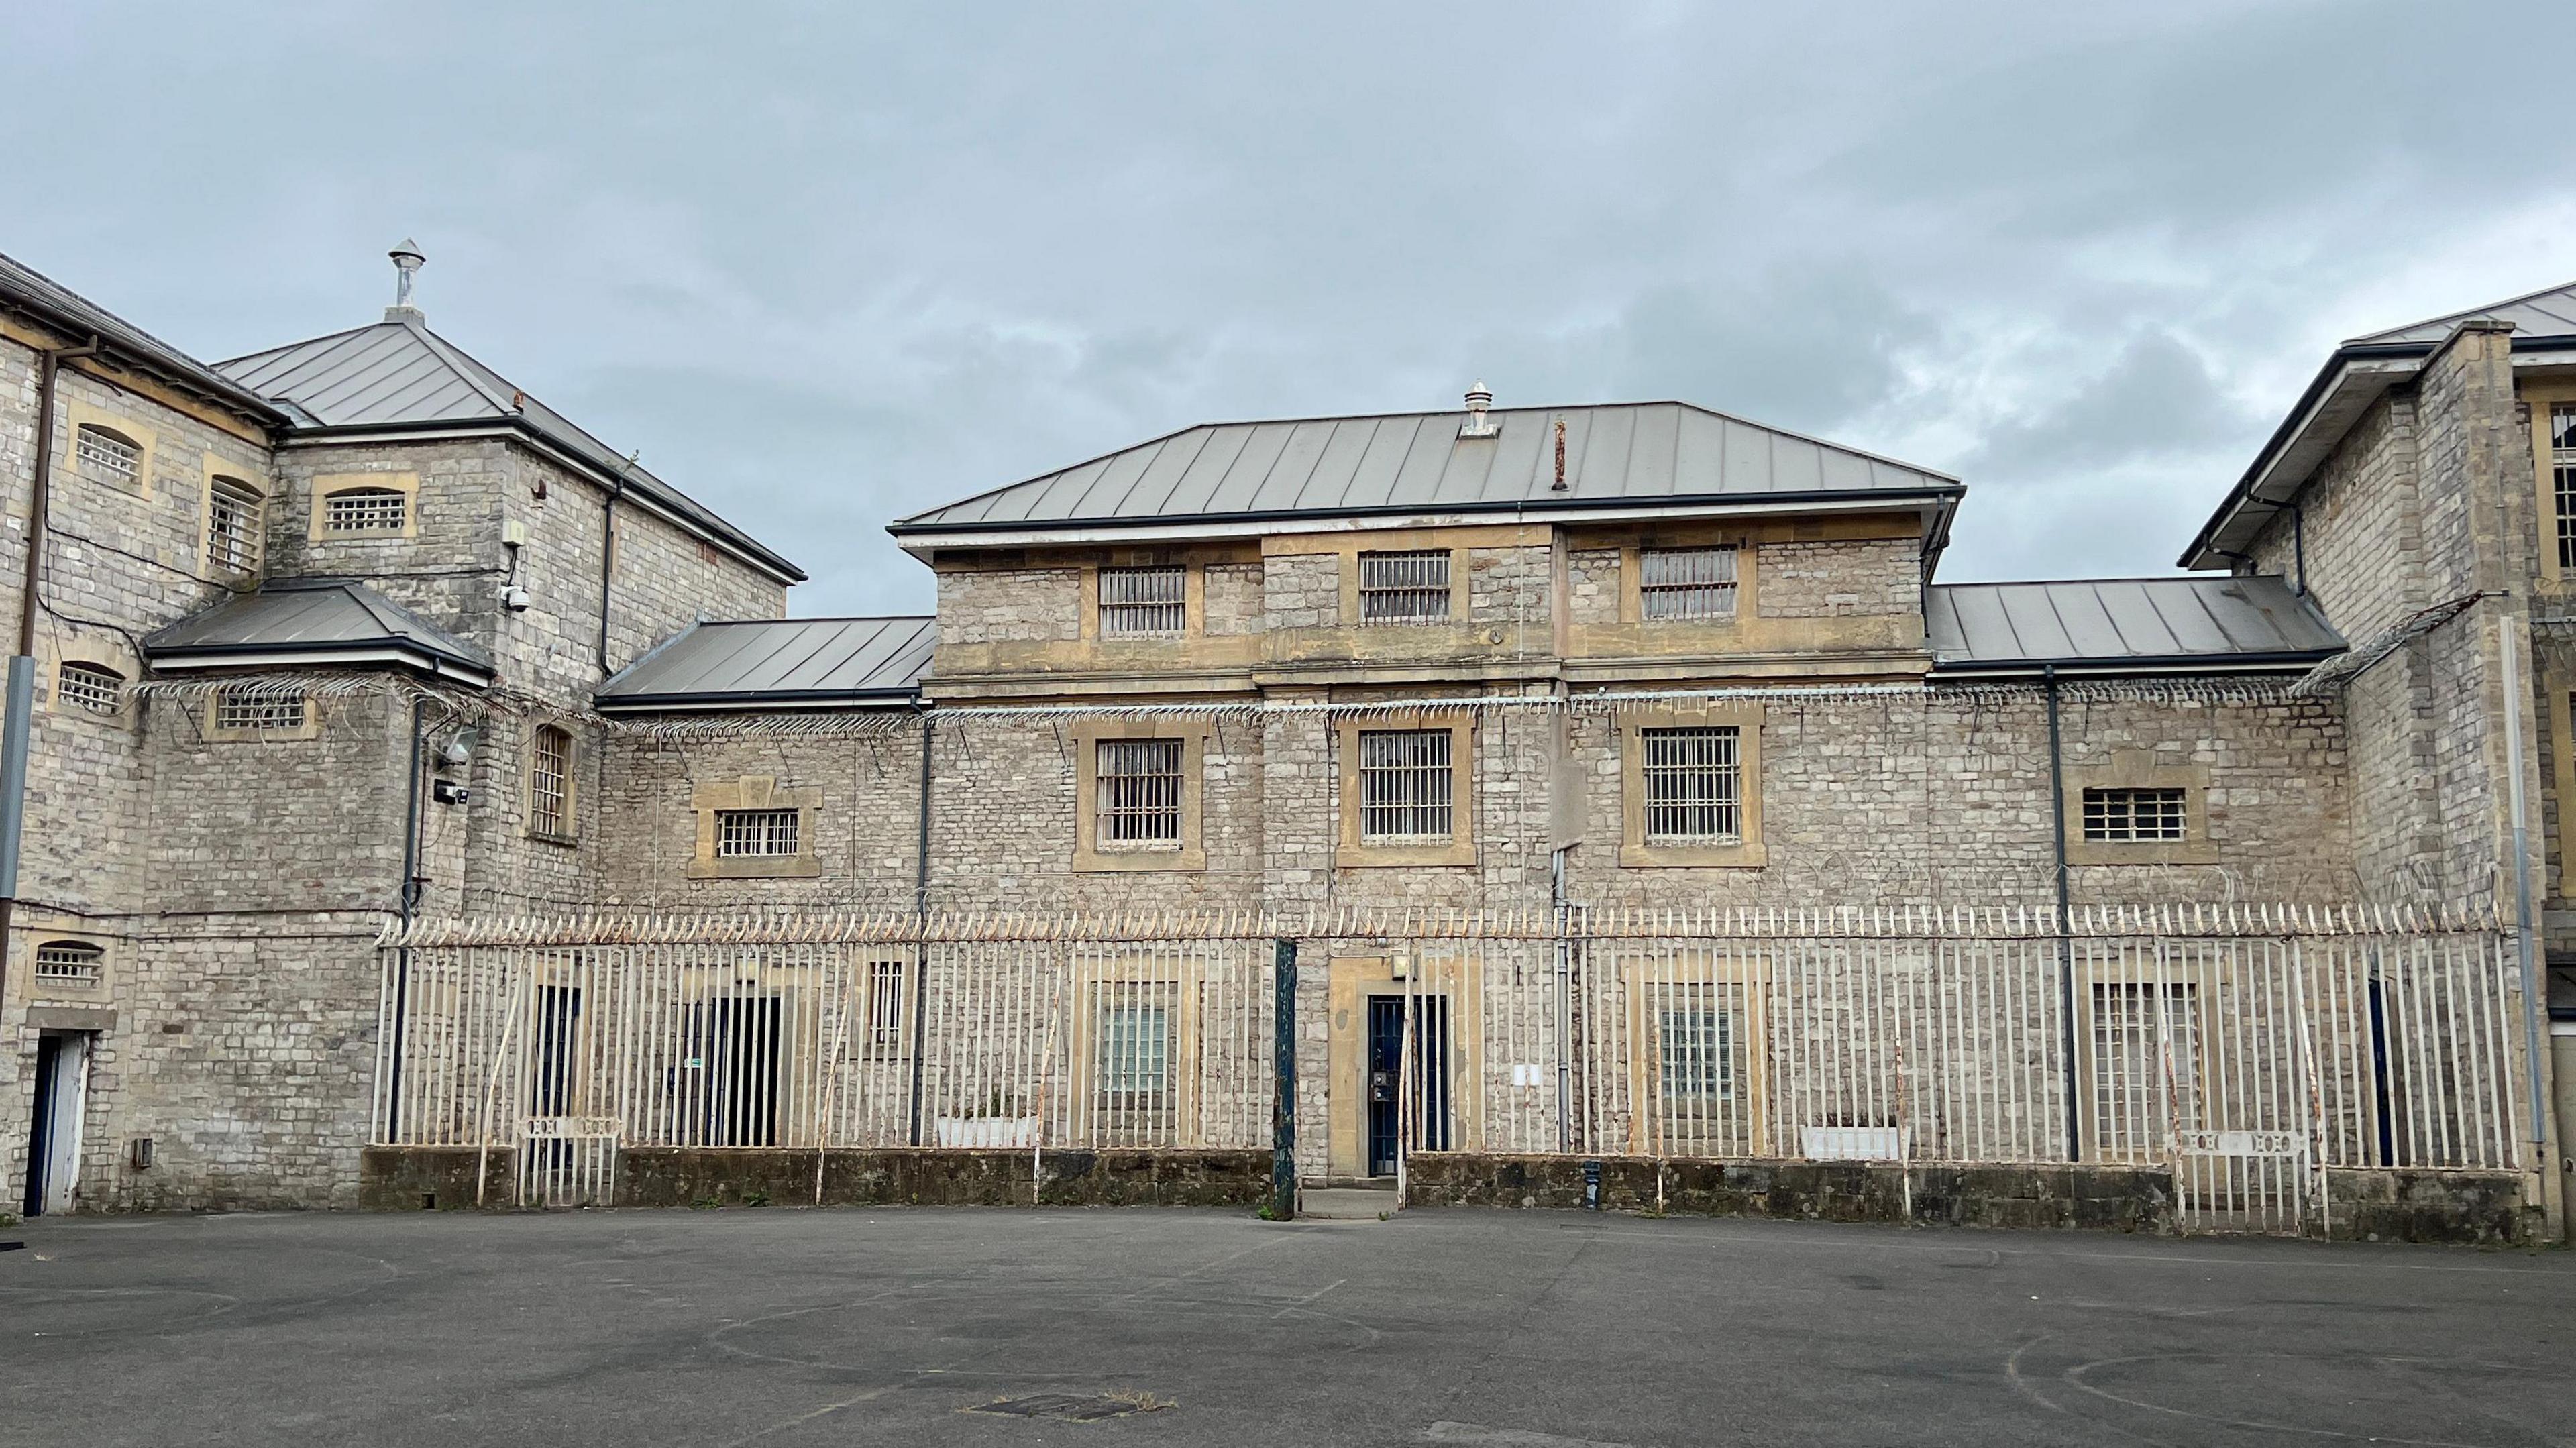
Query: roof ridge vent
[[1458, 380, 1499, 438], [384, 238, 426, 324]]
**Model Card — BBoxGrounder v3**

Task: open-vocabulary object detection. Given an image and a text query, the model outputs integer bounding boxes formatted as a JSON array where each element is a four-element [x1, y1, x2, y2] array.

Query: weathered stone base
[[1405, 1153, 2545, 1243], [359, 1146, 1271, 1210]]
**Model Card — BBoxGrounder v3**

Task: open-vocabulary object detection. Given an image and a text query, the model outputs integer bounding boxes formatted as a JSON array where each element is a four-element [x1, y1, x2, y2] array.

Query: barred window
[[213, 688, 308, 733], [321, 486, 407, 535], [1358, 728, 1453, 840], [75, 425, 140, 488], [1658, 1007, 1731, 1100], [2554, 403, 2576, 571], [33, 940, 103, 984], [716, 807, 800, 857], [1640, 546, 1738, 620], [55, 661, 125, 715], [1099, 565, 1185, 636], [2091, 981, 2201, 1156], [1358, 549, 1451, 623], [1640, 726, 1741, 842], [2082, 787, 2186, 842], [1098, 1001, 1171, 1097], [206, 476, 262, 574], [867, 960, 907, 1047], [1096, 738, 1183, 845], [529, 725, 573, 837]]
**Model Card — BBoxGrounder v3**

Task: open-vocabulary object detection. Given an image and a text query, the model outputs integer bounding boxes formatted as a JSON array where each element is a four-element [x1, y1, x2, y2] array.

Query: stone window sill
[[686, 855, 823, 880]]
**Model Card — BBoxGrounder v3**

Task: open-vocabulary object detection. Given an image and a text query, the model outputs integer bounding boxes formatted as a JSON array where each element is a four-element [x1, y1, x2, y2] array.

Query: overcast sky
[[7, 1, 2570, 614]]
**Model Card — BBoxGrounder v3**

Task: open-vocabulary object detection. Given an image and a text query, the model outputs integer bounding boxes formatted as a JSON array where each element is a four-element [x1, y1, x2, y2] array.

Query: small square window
[[1640, 726, 1741, 842], [1658, 1007, 1732, 1101], [75, 425, 141, 489], [1097, 1000, 1171, 1099], [54, 662, 125, 715], [1358, 550, 1451, 624], [1639, 546, 1738, 620], [716, 807, 800, 857], [2082, 787, 2187, 842], [1099, 566, 1185, 636], [1095, 738, 1184, 845], [1358, 728, 1454, 841], [213, 689, 309, 734], [322, 487, 408, 535], [32, 940, 103, 985]]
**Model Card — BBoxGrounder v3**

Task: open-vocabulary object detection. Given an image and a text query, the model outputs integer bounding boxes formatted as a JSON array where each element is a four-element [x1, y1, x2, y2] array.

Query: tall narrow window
[[1095, 738, 1183, 845], [74, 425, 141, 489], [716, 807, 800, 857], [1099, 565, 1185, 636], [213, 687, 309, 734], [1358, 728, 1454, 840], [54, 661, 125, 716], [529, 725, 573, 838], [206, 476, 263, 574], [2553, 403, 2576, 570], [1358, 549, 1451, 623], [2082, 787, 2186, 842], [1097, 999, 1171, 1099], [1641, 726, 1741, 842], [2090, 981, 2201, 1158], [867, 960, 907, 1048], [322, 486, 408, 535], [1639, 546, 1738, 620]]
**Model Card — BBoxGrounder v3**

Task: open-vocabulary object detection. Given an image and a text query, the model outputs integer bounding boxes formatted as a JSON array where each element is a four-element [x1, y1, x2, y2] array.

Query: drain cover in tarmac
[[967, 1394, 1169, 1421]]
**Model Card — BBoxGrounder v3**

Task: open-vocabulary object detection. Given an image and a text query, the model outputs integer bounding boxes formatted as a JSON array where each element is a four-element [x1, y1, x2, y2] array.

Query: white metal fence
[[375, 905, 2528, 1231]]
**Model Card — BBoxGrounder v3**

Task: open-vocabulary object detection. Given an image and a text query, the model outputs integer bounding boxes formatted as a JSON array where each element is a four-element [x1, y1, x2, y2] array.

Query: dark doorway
[[21, 1032, 92, 1217], [684, 996, 782, 1146], [1364, 994, 1451, 1177]]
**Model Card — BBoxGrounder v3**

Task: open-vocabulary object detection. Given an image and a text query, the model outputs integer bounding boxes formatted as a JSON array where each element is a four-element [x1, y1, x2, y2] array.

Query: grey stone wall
[[1756, 537, 1919, 618]]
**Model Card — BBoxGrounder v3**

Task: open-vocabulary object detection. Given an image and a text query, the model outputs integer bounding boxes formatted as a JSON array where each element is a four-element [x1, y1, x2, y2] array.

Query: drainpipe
[[0, 337, 101, 1018], [2044, 663, 2080, 1163], [2290, 505, 2308, 597], [596, 472, 626, 674], [905, 706, 934, 1146], [386, 698, 431, 1140]]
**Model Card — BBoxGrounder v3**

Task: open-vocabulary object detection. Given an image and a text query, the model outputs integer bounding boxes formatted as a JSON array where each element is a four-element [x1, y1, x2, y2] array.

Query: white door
[[42, 1033, 91, 1215]]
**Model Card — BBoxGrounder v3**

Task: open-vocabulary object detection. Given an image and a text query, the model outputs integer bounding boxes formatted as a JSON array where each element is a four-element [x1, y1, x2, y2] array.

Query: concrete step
[[1299, 1186, 1399, 1221]]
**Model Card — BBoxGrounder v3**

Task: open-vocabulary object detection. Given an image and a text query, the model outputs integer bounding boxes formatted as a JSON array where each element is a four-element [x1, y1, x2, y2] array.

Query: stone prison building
[[1, 244, 2569, 1240]]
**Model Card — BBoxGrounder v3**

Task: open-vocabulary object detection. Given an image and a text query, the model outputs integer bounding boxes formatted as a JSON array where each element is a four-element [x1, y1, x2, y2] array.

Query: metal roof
[[1926, 575, 2343, 675], [215, 319, 804, 582], [596, 616, 934, 710], [2345, 279, 2576, 346], [891, 401, 1961, 536], [144, 577, 494, 682], [0, 252, 288, 423]]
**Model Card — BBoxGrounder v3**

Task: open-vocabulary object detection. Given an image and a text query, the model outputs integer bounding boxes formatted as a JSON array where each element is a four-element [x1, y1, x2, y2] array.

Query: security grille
[[214, 689, 307, 732], [1097, 1000, 1171, 1097], [530, 726, 572, 836], [2090, 981, 2202, 1158], [206, 476, 262, 573], [33, 941, 103, 984], [1095, 738, 1183, 844], [75, 425, 140, 488], [716, 808, 800, 857], [1358, 550, 1451, 623], [867, 960, 906, 1047], [322, 488, 407, 535], [1658, 1007, 1731, 1099], [1640, 726, 1740, 841], [1358, 728, 1453, 840], [54, 661, 124, 715], [2555, 404, 2576, 569], [1639, 546, 1738, 619], [1099, 566, 1185, 635], [2082, 787, 2186, 842]]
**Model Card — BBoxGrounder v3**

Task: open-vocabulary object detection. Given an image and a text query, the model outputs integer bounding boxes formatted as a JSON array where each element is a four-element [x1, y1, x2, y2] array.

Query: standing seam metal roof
[[0, 252, 288, 421], [216, 319, 804, 581], [596, 616, 934, 706], [142, 577, 494, 675], [2345, 278, 2576, 347], [892, 401, 1960, 533], [1925, 576, 2343, 671]]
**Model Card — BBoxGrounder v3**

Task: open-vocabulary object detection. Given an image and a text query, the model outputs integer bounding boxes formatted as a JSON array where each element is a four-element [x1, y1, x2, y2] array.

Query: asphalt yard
[[1, 1204, 2567, 1447]]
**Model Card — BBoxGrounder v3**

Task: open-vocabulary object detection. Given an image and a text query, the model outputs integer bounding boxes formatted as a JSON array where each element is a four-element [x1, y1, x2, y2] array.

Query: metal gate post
[[1271, 937, 1297, 1220]]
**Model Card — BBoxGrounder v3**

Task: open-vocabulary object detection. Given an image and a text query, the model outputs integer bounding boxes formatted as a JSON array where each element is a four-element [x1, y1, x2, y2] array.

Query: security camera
[[503, 584, 531, 612]]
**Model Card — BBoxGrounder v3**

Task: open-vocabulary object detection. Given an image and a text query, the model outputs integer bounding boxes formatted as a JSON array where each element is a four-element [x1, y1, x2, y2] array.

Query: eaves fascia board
[[888, 487, 1966, 556], [0, 292, 291, 429], [592, 688, 921, 714], [2177, 343, 2434, 571], [144, 642, 496, 687], [276, 418, 807, 583], [1927, 650, 2341, 679]]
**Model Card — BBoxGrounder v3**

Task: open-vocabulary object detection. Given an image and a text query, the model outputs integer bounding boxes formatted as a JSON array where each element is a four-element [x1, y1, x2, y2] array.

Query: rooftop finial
[[1459, 380, 1499, 438], [386, 238, 426, 322]]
